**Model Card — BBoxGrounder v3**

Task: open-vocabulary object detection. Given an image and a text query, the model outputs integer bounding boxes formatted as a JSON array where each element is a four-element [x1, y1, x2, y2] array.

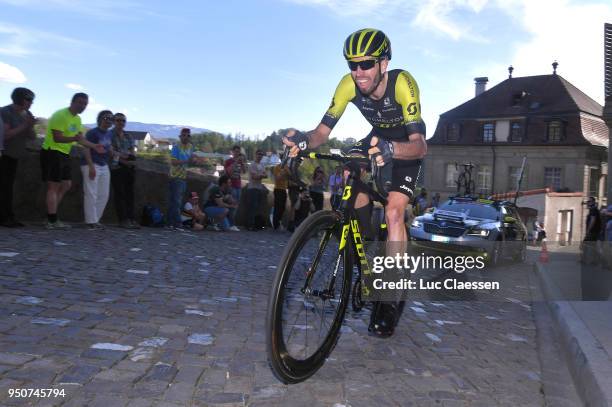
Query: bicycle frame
[[296, 152, 387, 301]]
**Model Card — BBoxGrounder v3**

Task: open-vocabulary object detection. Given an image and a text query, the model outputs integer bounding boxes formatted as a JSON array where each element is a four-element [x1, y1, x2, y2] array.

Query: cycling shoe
[[368, 302, 398, 338]]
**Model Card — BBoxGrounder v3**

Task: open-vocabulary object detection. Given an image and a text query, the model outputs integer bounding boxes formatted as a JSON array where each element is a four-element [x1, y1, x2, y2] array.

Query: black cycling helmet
[[11, 87, 35, 105], [343, 28, 391, 61]]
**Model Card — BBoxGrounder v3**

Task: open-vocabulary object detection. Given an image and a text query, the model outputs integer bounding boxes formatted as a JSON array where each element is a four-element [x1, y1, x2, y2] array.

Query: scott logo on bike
[[350, 219, 371, 277], [342, 186, 352, 201]]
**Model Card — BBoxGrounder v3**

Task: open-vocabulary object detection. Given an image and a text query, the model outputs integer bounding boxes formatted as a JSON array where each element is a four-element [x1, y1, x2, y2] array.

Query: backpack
[[141, 204, 165, 227]]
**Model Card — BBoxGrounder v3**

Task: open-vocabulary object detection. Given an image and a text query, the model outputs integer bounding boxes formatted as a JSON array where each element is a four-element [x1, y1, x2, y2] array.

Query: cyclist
[[283, 28, 427, 337]]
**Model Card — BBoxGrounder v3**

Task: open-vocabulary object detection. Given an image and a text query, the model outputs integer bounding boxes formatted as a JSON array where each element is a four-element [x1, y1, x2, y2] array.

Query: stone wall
[[11, 151, 272, 226]]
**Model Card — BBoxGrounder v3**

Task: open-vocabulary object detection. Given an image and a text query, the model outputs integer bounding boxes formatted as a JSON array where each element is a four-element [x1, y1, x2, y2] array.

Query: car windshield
[[437, 201, 499, 220]]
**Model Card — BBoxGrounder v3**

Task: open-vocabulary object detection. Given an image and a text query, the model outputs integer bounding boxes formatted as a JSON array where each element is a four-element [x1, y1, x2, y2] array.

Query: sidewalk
[[534, 244, 612, 406]]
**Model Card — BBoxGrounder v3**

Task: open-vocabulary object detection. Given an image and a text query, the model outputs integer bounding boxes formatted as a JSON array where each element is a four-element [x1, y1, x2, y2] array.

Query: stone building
[[425, 65, 609, 242]]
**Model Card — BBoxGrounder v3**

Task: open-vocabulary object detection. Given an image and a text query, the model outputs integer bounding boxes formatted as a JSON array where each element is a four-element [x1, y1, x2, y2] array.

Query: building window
[[447, 123, 460, 141], [477, 165, 492, 194], [589, 168, 600, 198], [547, 120, 563, 142], [510, 123, 522, 142], [508, 166, 527, 191], [446, 163, 458, 188], [482, 123, 494, 143], [544, 167, 562, 190]]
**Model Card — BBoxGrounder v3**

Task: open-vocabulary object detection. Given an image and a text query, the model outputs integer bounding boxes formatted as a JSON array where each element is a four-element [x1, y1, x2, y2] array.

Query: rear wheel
[[266, 210, 352, 384]]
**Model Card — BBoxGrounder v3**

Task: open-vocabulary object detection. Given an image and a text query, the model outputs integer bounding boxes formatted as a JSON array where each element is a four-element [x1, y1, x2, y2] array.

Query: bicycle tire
[[266, 210, 353, 384], [351, 277, 364, 312]]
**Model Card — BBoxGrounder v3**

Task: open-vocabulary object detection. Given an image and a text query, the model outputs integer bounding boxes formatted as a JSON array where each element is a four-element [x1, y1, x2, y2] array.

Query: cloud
[[502, 0, 612, 104], [0, 0, 173, 21], [286, 0, 403, 17], [65, 83, 85, 91], [0, 61, 26, 83], [412, 0, 490, 42], [0, 21, 89, 58]]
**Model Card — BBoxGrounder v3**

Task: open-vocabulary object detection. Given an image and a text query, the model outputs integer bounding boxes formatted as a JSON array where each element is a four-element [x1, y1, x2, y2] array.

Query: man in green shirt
[[40, 93, 105, 229]]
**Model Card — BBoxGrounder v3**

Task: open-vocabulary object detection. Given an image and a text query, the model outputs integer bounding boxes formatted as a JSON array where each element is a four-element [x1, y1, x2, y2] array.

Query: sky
[[0, 0, 611, 141]]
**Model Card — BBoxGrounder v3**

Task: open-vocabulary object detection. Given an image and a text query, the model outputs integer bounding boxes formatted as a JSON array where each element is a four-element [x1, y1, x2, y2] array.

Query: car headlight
[[411, 219, 422, 228], [467, 228, 490, 237]]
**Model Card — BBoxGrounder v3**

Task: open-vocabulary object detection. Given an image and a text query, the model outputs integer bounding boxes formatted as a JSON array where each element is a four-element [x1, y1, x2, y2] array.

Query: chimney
[[552, 60, 559, 75], [474, 77, 488, 97]]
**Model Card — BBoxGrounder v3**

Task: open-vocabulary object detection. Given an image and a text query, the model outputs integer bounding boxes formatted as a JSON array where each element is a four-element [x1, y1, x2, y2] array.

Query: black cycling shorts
[[389, 159, 422, 198], [40, 148, 72, 183], [350, 131, 422, 199]]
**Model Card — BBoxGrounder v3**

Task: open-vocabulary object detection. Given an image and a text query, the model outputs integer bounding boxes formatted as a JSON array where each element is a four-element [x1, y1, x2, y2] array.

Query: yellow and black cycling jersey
[[321, 69, 425, 141]]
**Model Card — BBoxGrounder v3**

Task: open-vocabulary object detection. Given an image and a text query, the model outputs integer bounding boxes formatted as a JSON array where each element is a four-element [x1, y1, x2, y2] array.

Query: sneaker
[[128, 220, 141, 229], [45, 220, 71, 230], [227, 226, 240, 232], [94, 222, 105, 230], [209, 224, 221, 232]]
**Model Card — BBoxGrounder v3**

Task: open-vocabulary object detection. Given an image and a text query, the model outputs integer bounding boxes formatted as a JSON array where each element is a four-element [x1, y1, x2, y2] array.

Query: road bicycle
[[455, 162, 476, 195], [266, 150, 393, 384]]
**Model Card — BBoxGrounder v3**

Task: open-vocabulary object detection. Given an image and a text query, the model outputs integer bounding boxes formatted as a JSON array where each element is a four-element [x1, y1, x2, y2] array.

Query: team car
[[409, 196, 528, 265]]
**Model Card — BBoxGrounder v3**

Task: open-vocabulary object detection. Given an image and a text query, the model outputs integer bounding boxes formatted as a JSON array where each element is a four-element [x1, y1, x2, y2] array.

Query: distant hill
[[84, 121, 218, 139]]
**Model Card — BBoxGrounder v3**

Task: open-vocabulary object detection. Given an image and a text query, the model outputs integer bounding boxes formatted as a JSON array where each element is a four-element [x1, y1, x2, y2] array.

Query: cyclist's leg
[[369, 160, 421, 337], [344, 131, 375, 239]]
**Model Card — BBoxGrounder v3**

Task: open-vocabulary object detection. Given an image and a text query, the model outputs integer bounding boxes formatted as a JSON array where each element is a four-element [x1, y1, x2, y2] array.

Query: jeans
[[167, 178, 187, 227], [204, 206, 230, 229], [231, 187, 241, 204]]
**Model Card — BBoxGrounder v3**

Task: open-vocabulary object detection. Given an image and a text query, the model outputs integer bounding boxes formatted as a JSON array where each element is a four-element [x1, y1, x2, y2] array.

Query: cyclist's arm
[[391, 70, 427, 160], [305, 123, 332, 150], [391, 133, 427, 160]]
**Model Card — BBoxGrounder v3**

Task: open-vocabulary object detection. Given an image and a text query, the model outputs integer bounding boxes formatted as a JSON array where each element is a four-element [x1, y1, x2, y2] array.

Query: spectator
[[535, 220, 546, 245], [328, 165, 343, 210], [414, 188, 428, 216], [203, 175, 239, 231], [294, 187, 315, 227], [181, 192, 206, 231], [0, 87, 36, 227], [581, 196, 602, 264], [81, 110, 114, 230], [41, 93, 105, 229], [431, 192, 441, 208], [310, 166, 326, 212], [286, 177, 300, 233], [246, 149, 267, 231], [585, 197, 601, 241], [167, 128, 196, 229], [272, 163, 290, 230], [606, 205, 612, 242], [110, 113, 139, 229], [224, 145, 246, 203]]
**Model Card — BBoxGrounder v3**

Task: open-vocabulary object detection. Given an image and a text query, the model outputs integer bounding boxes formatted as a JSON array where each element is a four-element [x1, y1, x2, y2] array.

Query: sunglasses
[[24, 97, 34, 102], [347, 59, 378, 71], [115, 118, 126, 123]]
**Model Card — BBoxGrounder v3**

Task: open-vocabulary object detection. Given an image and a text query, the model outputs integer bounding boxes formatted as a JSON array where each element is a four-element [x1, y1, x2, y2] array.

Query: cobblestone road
[[0, 227, 577, 406]]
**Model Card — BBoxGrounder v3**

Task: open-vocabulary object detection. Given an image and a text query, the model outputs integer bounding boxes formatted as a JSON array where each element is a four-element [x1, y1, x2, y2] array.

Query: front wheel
[[266, 210, 352, 384]]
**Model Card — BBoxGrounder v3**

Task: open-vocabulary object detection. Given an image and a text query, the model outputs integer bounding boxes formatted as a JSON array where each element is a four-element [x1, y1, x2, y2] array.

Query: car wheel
[[488, 239, 502, 267]]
